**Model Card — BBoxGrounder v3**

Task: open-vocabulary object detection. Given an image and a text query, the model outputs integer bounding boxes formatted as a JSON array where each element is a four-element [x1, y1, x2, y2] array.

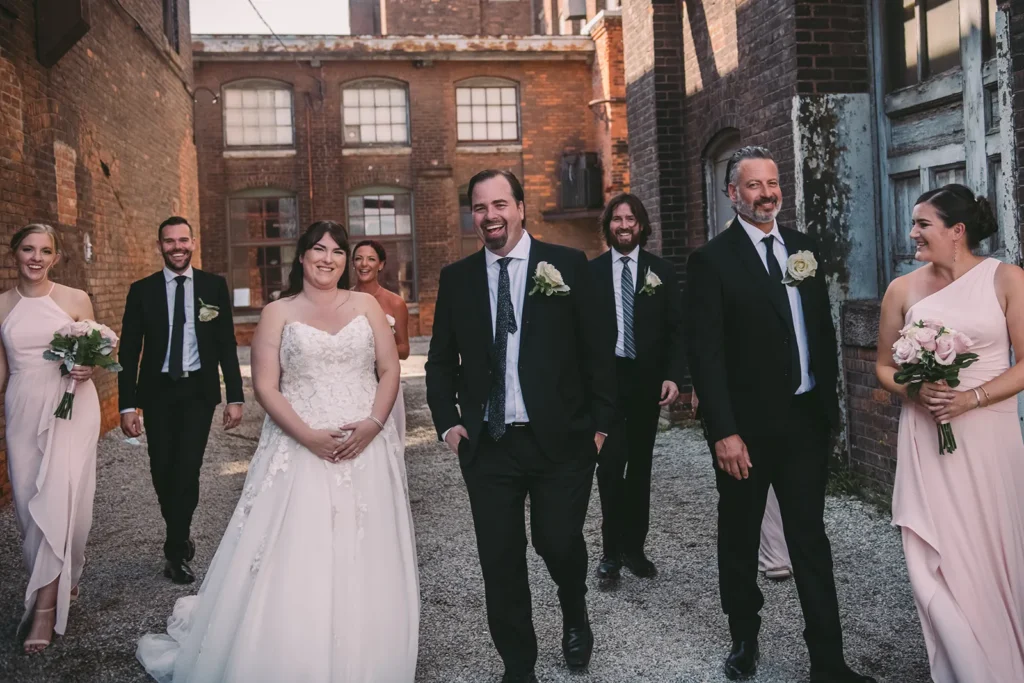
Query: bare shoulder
[[347, 289, 381, 313], [51, 284, 92, 317], [257, 298, 291, 327], [0, 288, 18, 322], [994, 261, 1024, 289]]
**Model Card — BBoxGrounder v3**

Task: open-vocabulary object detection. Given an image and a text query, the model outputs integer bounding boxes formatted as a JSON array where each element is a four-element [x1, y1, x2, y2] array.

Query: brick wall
[[382, 0, 533, 35], [0, 0, 199, 505], [590, 12, 630, 196], [795, 0, 870, 95], [193, 52, 622, 336]]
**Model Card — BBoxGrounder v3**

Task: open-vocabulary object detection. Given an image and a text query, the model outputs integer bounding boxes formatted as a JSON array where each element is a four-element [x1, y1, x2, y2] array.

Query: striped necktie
[[621, 256, 636, 359]]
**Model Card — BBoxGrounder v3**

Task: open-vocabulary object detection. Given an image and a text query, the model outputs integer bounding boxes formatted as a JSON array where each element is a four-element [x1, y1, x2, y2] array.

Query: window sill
[[456, 144, 523, 154], [885, 60, 997, 116], [341, 147, 412, 156], [223, 149, 297, 159]]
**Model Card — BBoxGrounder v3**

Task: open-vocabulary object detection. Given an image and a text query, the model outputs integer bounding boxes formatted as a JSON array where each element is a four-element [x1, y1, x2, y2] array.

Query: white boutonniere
[[529, 261, 570, 296], [198, 298, 220, 322], [781, 251, 818, 286], [638, 267, 662, 296], [385, 313, 397, 335]]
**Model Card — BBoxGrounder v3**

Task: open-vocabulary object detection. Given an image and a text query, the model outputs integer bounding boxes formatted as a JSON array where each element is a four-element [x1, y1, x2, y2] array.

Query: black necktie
[[169, 275, 187, 379], [488, 258, 518, 440], [762, 236, 801, 391], [620, 256, 636, 359]]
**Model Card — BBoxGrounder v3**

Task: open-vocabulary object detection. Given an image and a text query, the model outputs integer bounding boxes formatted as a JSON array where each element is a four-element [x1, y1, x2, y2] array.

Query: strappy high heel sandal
[[70, 585, 80, 603], [23, 606, 56, 654]]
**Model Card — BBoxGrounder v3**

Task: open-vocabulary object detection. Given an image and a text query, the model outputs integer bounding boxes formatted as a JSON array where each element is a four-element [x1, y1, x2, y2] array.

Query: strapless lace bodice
[[279, 316, 378, 428]]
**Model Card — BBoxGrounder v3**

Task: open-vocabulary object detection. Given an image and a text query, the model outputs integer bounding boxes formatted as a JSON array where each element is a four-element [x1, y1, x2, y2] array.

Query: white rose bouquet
[[892, 319, 978, 454], [44, 320, 123, 419]]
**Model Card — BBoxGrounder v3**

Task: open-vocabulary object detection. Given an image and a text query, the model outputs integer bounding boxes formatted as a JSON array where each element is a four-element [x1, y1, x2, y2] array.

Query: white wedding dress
[[137, 316, 419, 682]]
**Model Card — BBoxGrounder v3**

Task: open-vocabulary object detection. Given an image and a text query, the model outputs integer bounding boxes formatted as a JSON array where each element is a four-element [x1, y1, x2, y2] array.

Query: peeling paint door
[[703, 129, 740, 240]]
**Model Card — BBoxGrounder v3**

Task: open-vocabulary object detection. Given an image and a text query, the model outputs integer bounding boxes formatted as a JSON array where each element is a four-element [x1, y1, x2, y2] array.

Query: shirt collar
[[736, 214, 783, 247], [164, 266, 194, 282], [612, 245, 640, 263], [485, 231, 532, 267]]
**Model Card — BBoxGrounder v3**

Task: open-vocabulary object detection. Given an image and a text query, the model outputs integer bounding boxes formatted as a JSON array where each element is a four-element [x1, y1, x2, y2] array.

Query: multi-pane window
[[223, 85, 294, 147], [228, 194, 299, 308], [342, 83, 409, 145], [456, 85, 519, 142], [347, 191, 416, 301]]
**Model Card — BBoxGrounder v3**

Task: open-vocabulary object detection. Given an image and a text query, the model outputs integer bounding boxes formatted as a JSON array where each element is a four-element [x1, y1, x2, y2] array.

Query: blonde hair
[[11, 223, 61, 254]]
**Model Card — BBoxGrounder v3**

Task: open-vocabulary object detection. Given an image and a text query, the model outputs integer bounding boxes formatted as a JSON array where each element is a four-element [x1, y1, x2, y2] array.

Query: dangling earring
[[953, 239, 959, 264]]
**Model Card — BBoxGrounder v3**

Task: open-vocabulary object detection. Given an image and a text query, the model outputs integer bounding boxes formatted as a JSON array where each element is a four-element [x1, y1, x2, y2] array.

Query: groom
[[119, 216, 244, 584], [685, 147, 874, 683], [426, 170, 616, 683]]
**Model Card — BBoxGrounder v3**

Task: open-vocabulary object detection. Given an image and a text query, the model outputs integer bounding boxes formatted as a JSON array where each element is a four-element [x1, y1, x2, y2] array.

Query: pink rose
[[892, 336, 921, 365], [920, 319, 944, 332], [58, 321, 91, 337], [909, 325, 938, 351], [953, 331, 973, 355], [934, 334, 957, 365]]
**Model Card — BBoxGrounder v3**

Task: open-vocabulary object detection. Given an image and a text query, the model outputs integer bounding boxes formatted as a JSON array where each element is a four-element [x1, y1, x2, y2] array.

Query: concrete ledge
[[341, 146, 412, 156], [223, 149, 297, 159], [842, 299, 882, 348], [456, 144, 522, 154]]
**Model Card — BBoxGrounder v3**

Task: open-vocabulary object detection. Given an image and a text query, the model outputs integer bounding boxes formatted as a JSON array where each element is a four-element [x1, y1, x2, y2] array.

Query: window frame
[[341, 78, 411, 148], [345, 186, 418, 302], [454, 77, 521, 144], [226, 188, 301, 310], [221, 79, 296, 150], [162, 0, 179, 53], [702, 128, 741, 242]]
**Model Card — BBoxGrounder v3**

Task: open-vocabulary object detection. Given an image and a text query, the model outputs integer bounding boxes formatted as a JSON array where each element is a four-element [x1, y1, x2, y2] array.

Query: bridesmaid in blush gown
[[876, 184, 1024, 682], [0, 224, 101, 653]]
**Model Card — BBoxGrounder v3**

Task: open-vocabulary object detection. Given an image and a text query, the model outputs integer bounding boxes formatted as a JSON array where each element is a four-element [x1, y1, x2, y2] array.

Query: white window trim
[[222, 80, 296, 150], [341, 80, 411, 148], [454, 79, 521, 144]]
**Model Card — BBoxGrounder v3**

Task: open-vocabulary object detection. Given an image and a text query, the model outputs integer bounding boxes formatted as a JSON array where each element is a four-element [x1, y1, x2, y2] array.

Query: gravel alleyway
[[0, 344, 930, 682]]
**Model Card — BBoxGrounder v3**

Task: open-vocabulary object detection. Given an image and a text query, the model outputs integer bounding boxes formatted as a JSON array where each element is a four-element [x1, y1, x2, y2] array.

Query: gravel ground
[[0, 343, 930, 682]]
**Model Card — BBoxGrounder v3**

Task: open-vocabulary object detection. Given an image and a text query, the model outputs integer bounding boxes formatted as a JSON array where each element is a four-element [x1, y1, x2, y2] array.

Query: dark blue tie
[[488, 258, 518, 440]]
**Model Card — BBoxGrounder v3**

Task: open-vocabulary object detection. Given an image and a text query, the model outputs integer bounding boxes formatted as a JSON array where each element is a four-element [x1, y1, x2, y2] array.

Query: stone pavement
[[0, 343, 930, 682]]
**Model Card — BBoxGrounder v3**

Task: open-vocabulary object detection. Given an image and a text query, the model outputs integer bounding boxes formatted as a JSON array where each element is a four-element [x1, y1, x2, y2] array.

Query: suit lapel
[[470, 250, 494, 352], [725, 220, 792, 327], [154, 271, 170, 359], [634, 249, 646, 295], [519, 237, 542, 346]]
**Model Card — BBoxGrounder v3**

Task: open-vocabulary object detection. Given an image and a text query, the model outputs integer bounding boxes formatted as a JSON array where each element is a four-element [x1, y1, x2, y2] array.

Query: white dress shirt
[[483, 232, 531, 424], [162, 266, 202, 374], [736, 216, 815, 394], [611, 245, 640, 358]]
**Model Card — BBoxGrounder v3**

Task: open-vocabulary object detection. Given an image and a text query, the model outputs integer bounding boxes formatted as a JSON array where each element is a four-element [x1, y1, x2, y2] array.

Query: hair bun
[[972, 194, 998, 244]]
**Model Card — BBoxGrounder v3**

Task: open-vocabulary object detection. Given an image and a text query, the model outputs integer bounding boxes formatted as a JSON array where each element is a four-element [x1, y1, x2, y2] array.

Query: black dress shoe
[[500, 672, 539, 683], [596, 554, 621, 585], [163, 558, 196, 584], [809, 666, 877, 683], [562, 606, 593, 670], [185, 538, 196, 562], [723, 639, 758, 680], [622, 551, 657, 578]]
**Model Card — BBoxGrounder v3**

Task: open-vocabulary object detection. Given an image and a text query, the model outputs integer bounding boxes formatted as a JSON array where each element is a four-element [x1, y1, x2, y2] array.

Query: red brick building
[[623, 0, 1024, 491], [0, 0, 200, 504], [191, 7, 628, 339]]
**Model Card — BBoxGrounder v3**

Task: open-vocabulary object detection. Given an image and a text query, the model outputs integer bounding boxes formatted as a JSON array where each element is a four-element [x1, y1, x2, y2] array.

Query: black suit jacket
[[589, 248, 686, 397], [684, 219, 839, 444], [425, 237, 617, 464], [118, 269, 244, 411]]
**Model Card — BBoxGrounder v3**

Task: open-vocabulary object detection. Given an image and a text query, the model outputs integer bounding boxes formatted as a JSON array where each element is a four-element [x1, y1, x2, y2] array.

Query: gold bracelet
[[980, 386, 993, 406], [972, 388, 982, 408]]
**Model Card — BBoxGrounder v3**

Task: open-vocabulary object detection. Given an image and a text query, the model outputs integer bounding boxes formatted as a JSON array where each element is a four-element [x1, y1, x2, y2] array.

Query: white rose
[[783, 250, 818, 284], [534, 262, 570, 294], [645, 269, 662, 289], [198, 307, 218, 322]]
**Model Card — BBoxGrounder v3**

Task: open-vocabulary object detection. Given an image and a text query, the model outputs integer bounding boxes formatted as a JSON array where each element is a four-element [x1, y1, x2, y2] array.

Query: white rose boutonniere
[[385, 314, 397, 335], [529, 261, 570, 296], [198, 298, 220, 322], [781, 250, 818, 286], [639, 267, 662, 296]]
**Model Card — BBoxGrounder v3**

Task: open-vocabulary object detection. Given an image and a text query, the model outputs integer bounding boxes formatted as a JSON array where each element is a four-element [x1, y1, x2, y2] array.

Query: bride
[[136, 221, 419, 682]]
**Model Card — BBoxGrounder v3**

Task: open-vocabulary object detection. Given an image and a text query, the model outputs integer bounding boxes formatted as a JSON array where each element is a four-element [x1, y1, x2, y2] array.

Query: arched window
[[227, 188, 299, 308], [347, 187, 416, 301], [342, 78, 410, 146], [455, 77, 520, 143], [222, 79, 294, 148], [703, 128, 740, 240]]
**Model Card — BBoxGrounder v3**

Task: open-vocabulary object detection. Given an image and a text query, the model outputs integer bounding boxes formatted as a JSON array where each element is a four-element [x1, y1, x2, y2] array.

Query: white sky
[[191, 0, 351, 35]]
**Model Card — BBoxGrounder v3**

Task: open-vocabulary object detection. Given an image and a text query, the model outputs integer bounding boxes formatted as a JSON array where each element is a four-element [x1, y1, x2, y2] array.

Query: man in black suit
[[685, 147, 874, 683], [119, 216, 244, 584], [589, 194, 685, 586], [426, 170, 616, 683]]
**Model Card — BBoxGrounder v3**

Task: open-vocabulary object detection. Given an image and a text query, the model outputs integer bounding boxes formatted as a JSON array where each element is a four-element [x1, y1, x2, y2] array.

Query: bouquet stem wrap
[[54, 377, 77, 420]]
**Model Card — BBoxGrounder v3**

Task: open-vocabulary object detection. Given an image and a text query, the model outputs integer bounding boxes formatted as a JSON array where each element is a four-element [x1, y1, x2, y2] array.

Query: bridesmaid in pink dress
[[0, 224, 101, 653], [876, 184, 1024, 682]]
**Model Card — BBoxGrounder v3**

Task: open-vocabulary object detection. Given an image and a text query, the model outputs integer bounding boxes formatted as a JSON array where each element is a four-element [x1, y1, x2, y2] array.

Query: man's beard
[[481, 220, 509, 250], [611, 228, 640, 252], [733, 195, 782, 224], [162, 249, 193, 271]]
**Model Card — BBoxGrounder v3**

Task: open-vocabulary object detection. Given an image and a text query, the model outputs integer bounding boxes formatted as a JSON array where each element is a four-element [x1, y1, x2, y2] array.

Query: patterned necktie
[[621, 256, 636, 359], [488, 258, 518, 440], [169, 275, 187, 379], [762, 235, 800, 390]]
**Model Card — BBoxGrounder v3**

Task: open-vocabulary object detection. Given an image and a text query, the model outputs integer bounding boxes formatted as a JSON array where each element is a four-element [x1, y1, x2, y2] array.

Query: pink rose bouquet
[[892, 319, 979, 454], [43, 320, 123, 419]]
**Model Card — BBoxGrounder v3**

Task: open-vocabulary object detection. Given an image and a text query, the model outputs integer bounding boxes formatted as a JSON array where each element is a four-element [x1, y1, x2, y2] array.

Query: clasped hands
[[913, 381, 978, 424], [306, 418, 383, 463]]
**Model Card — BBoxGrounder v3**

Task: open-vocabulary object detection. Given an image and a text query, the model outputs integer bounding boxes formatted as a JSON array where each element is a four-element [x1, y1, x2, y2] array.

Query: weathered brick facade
[[382, 0, 534, 36], [0, 0, 199, 504], [193, 31, 628, 337]]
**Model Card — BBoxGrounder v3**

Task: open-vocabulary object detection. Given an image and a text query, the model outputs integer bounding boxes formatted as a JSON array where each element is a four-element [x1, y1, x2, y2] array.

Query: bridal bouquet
[[892, 319, 978, 454], [44, 320, 122, 419]]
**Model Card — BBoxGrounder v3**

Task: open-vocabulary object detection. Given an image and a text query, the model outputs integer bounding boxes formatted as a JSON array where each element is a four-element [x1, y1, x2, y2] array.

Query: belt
[[483, 421, 530, 428], [162, 370, 192, 379]]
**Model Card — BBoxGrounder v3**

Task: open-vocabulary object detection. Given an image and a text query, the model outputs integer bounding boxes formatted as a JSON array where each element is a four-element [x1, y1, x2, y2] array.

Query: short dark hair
[[915, 183, 998, 249], [158, 216, 192, 240], [280, 221, 351, 298], [724, 146, 775, 191], [600, 193, 652, 248], [467, 169, 526, 214], [353, 239, 387, 263]]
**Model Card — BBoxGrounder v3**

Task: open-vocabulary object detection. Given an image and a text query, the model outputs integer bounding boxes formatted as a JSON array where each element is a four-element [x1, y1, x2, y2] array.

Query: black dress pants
[[460, 425, 595, 676], [143, 371, 216, 561]]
